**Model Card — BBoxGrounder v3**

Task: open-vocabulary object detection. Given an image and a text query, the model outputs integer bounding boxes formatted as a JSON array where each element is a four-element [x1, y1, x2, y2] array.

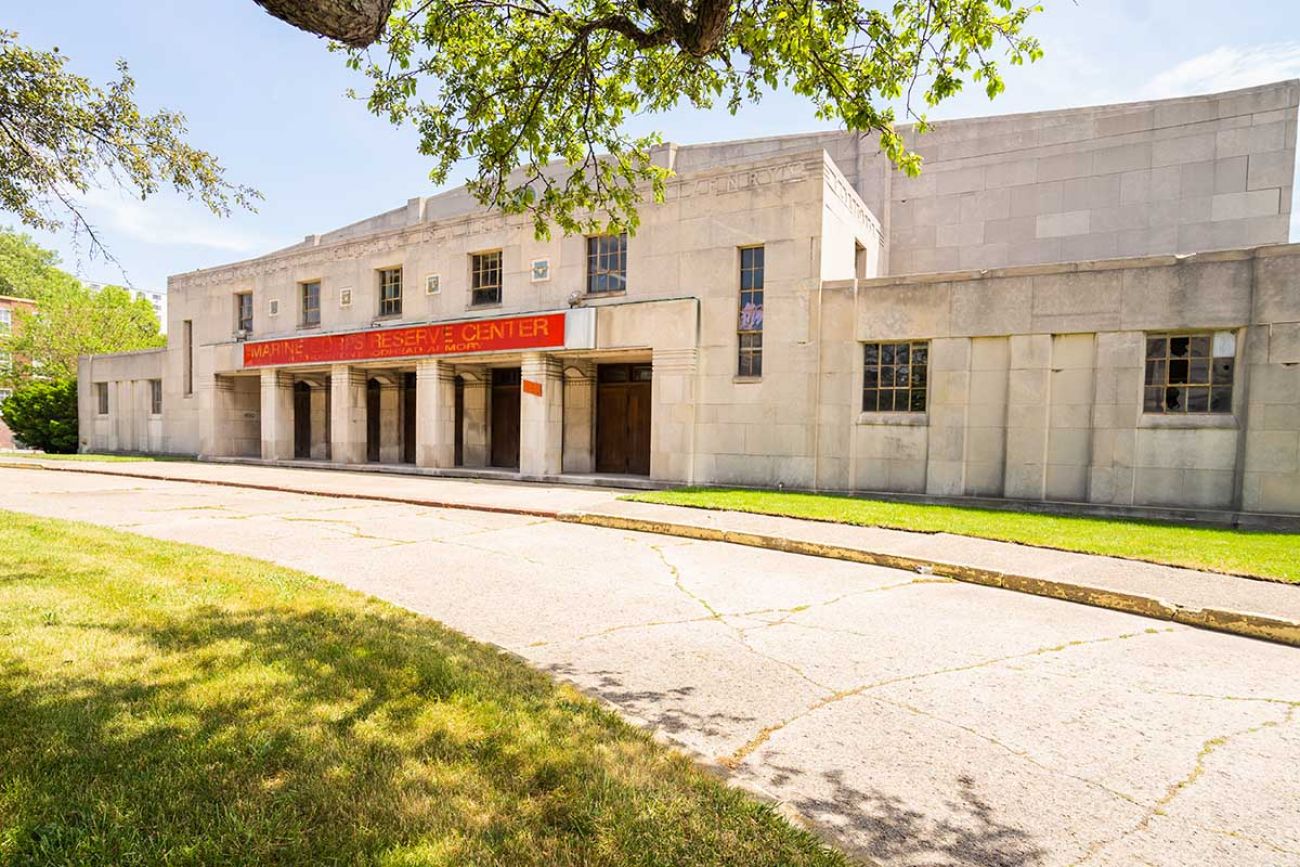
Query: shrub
[[1, 379, 78, 453]]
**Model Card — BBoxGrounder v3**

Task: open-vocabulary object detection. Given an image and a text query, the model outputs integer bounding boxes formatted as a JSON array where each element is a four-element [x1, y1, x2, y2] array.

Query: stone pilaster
[[199, 376, 234, 459], [330, 364, 367, 465], [415, 359, 457, 469], [461, 373, 489, 468], [519, 353, 563, 478], [260, 369, 294, 461], [561, 361, 596, 474]]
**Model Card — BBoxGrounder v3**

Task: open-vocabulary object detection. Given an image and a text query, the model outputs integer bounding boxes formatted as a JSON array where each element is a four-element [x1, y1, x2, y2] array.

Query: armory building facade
[[80, 81, 1300, 515]]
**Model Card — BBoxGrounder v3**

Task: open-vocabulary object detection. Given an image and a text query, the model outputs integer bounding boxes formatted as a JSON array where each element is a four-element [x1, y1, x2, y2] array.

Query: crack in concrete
[[874, 695, 1146, 808], [1069, 703, 1298, 866], [720, 626, 1176, 769], [647, 542, 721, 619], [277, 515, 418, 547]]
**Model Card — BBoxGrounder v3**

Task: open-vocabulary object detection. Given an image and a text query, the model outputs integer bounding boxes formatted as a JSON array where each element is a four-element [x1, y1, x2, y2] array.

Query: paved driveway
[[2, 467, 1297, 866]]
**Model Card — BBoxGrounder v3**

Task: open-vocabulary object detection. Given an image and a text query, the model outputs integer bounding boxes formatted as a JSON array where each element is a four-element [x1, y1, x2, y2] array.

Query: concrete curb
[[560, 512, 1300, 649], [5, 461, 1297, 650]]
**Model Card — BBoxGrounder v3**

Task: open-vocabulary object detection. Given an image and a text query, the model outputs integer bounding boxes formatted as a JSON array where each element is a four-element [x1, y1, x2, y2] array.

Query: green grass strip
[[628, 488, 1300, 584]]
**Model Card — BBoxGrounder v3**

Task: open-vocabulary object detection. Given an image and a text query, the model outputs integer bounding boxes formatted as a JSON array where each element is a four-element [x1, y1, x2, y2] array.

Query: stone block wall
[[823, 244, 1300, 514]]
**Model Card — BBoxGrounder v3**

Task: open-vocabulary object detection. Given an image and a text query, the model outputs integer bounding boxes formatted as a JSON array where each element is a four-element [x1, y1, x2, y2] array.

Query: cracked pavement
[[2, 467, 1298, 866]]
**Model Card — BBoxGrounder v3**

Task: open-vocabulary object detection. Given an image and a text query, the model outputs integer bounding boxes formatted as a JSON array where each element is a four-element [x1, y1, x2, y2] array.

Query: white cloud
[[77, 187, 273, 254], [1141, 42, 1300, 99]]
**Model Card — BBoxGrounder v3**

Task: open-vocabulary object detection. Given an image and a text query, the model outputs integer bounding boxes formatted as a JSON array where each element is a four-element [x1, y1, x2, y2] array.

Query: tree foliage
[[335, 0, 1042, 236], [1, 280, 164, 387], [0, 378, 78, 453], [0, 29, 259, 258], [0, 226, 81, 299]]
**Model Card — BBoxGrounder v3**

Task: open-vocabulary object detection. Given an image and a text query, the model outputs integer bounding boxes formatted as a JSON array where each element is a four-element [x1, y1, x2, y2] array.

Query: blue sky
[[9, 1, 1300, 291]]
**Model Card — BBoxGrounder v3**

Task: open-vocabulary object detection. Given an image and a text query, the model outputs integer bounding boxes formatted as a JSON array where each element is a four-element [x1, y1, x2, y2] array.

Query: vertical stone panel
[[461, 374, 489, 468], [1003, 334, 1052, 499], [1044, 334, 1096, 501], [650, 348, 698, 483], [330, 364, 367, 465], [924, 337, 972, 495], [415, 359, 456, 469], [964, 337, 1010, 496], [519, 353, 563, 478], [561, 361, 596, 475], [260, 369, 294, 461]]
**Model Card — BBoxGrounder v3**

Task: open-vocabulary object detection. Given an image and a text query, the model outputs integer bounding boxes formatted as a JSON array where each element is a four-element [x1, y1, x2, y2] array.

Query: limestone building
[[80, 80, 1300, 515]]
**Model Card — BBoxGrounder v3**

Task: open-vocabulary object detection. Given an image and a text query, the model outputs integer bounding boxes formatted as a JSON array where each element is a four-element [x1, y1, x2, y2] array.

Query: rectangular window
[[862, 341, 929, 412], [0, 388, 12, 406], [470, 251, 502, 306], [378, 267, 403, 317], [235, 292, 253, 333], [1143, 331, 1235, 414], [301, 280, 321, 327], [96, 382, 109, 415], [150, 379, 163, 415], [737, 246, 765, 377], [182, 320, 193, 396], [0, 308, 11, 331], [586, 233, 628, 295]]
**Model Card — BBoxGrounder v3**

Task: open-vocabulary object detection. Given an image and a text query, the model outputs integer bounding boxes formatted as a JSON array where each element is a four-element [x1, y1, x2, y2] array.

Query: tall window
[[863, 341, 928, 412], [0, 308, 11, 331], [471, 251, 502, 306], [378, 268, 403, 316], [737, 246, 764, 377], [96, 382, 109, 415], [182, 320, 193, 397], [150, 379, 163, 415], [235, 292, 253, 333], [586, 233, 627, 295], [301, 281, 321, 327], [1144, 331, 1235, 414]]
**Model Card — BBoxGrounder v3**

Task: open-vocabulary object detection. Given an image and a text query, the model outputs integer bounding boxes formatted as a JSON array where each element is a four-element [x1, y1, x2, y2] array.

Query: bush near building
[[0, 379, 78, 453]]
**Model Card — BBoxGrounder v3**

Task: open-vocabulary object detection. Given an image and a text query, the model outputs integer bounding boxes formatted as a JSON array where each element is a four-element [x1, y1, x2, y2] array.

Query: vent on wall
[[268, 298, 280, 317], [340, 287, 353, 307]]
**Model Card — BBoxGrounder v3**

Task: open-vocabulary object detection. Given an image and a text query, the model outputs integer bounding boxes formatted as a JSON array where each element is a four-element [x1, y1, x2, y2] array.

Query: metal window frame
[[300, 280, 322, 327], [585, 233, 628, 295], [1142, 330, 1234, 415], [378, 267, 403, 317], [861, 340, 929, 413], [470, 250, 503, 307]]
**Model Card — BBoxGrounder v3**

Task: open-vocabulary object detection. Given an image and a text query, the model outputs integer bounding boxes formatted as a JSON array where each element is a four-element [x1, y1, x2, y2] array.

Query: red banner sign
[[243, 312, 566, 368]]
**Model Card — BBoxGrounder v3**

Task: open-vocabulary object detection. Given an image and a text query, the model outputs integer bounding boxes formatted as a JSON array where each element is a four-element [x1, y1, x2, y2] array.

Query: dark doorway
[[402, 372, 416, 464], [490, 367, 520, 469], [293, 381, 312, 459], [366, 378, 381, 463], [454, 376, 465, 467], [596, 363, 652, 475]]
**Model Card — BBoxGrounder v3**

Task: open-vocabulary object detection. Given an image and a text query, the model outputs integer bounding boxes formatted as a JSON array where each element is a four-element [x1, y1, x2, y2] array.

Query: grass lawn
[[628, 488, 1300, 584], [0, 512, 843, 866], [0, 452, 169, 462]]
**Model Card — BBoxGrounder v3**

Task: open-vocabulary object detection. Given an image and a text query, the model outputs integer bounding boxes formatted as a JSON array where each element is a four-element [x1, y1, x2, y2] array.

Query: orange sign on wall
[[243, 312, 566, 368], [522, 379, 543, 397]]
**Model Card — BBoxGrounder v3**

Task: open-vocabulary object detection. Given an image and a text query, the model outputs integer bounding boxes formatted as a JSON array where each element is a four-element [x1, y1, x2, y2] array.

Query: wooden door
[[293, 382, 312, 459], [490, 368, 520, 469], [454, 376, 464, 466], [366, 378, 381, 463], [402, 372, 416, 464], [596, 364, 652, 475]]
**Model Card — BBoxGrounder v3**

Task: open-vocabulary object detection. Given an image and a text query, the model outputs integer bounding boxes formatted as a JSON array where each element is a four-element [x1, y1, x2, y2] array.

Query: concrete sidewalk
[[4, 457, 1298, 646]]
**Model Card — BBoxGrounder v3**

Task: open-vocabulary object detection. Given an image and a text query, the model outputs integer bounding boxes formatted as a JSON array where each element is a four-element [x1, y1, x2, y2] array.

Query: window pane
[[1186, 387, 1209, 413], [911, 344, 927, 366], [1146, 337, 1166, 359], [1189, 335, 1210, 358], [1209, 388, 1232, 413], [1212, 358, 1234, 385], [1165, 386, 1184, 411], [909, 389, 926, 412], [862, 389, 878, 413], [864, 344, 878, 364], [1169, 359, 1189, 383], [1169, 336, 1190, 358], [1144, 387, 1163, 412], [1188, 359, 1209, 385]]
